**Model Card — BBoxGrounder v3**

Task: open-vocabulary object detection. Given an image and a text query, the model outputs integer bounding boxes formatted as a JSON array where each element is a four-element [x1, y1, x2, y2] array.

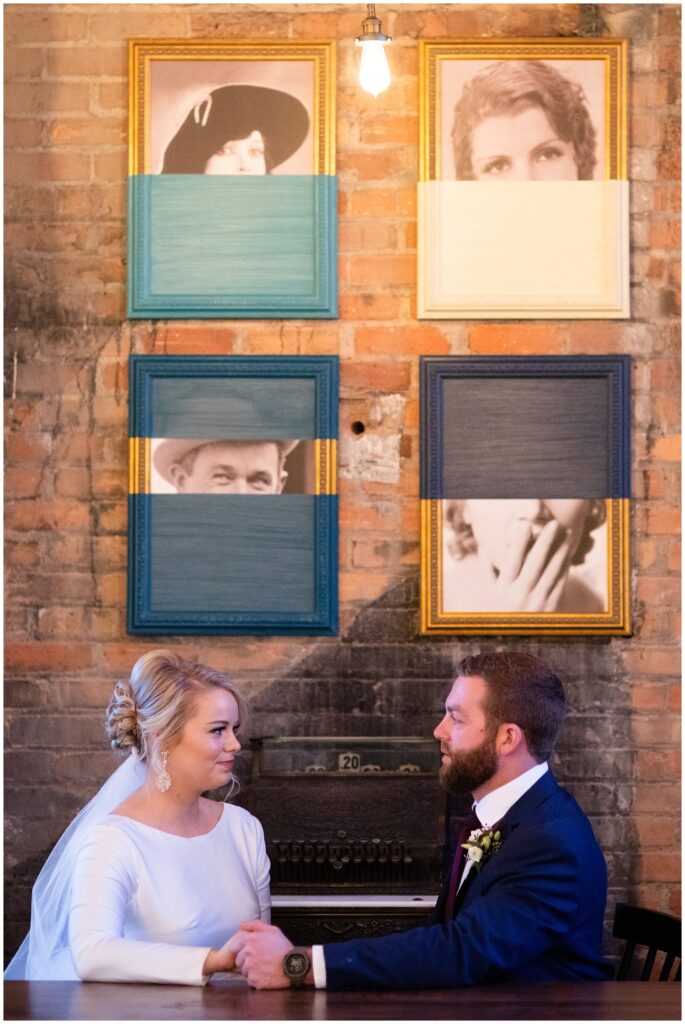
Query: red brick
[[623, 647, 680, 677], [54, 468, 90, 498], [6, 643, 94, 671], [470, 324, 565, 355], [355, 325, 448, 356], [637, 853, 682, 882], [5, 468, 43, 499], [339, 293, 403, 321], [359, 115, 418, 146], [96, 82, 127, 114], [345, 254, 415, 289], [650, 220, 681, 249], [4, 81, 90, 115], [4, 46, 47, 79], [636, 749, 680, 782], [47, 47, 126, 79], [7, 150, 91, 185], [5, 9, 89, 43], [644, 505, 681, 534], [6, 540, 42, 568], [633, 785, 681, 814], [5, 120, 44, 148], [339, 221, 397, 253], [651, 434, 681, 461], [5, 434, 51, 463], [47, 118, 125, 147], [635, 816, 680, 848], [6, 500, 91, 531], [342, 360, 411, 393], [49, 534, 92, 566], [633, 682, 669, 712], [89, 10, 187, 40], [338, 149, 416, 182]]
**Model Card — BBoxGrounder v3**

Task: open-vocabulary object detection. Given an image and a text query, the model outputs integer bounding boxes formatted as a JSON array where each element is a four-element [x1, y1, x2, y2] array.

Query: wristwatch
[[283, 947, 311, 987]]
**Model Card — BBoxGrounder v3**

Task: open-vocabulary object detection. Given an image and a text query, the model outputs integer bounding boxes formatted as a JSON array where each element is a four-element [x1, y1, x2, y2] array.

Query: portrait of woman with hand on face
[[451, 59, 598, 182], [442, 499, 608, 615]]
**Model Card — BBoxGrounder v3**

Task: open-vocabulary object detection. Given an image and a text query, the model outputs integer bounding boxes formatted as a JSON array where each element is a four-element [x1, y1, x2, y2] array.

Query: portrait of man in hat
[[152, 438, 302, 495]]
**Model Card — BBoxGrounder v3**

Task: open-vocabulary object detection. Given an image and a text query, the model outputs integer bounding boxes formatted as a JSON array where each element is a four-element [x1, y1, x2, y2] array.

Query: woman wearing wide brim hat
[[161, 84, 310, 174]]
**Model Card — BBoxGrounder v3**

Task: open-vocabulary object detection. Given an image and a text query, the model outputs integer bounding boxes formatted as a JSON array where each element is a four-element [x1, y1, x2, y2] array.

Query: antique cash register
[[242, 736, 442, 942]]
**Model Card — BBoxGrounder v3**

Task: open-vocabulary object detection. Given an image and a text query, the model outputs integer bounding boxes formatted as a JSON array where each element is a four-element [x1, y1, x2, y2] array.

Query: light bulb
[[356, 39, 391, 98]]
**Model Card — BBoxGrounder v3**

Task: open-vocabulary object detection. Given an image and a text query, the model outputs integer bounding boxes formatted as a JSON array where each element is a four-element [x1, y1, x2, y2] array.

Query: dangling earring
[[155, 750, 171, 793]]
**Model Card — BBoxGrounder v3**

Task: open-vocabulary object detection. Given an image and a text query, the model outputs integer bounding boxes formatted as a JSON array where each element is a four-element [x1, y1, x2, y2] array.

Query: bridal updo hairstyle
[[105, 650, 246, 777]]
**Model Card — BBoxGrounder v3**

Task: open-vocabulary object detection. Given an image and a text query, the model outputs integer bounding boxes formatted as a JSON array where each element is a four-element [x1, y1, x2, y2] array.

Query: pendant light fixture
[[355, 4, 391, 98]]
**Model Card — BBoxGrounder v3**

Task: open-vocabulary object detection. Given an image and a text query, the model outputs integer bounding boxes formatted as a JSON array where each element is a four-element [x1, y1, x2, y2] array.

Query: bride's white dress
[[68, 804, 270, 984]]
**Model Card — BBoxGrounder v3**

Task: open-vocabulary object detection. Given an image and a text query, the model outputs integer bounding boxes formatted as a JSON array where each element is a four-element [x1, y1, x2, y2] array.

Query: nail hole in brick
[[351, 421, 365, 435]]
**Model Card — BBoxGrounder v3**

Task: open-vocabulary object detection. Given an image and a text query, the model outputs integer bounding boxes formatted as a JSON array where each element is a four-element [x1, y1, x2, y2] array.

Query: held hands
[[487, 520, 573, 612], [202, 935, 239, 976], [230, 920, 299, 989]]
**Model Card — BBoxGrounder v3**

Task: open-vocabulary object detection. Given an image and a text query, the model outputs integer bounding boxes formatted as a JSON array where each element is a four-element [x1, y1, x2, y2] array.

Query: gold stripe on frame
[[421, 497, 630, 636], [315, 439, 337, 496], [129, 437, 150, 495]]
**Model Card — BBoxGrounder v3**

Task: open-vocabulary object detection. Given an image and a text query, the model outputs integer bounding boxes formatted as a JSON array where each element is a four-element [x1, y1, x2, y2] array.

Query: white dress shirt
[[311, 761, 548, 988]]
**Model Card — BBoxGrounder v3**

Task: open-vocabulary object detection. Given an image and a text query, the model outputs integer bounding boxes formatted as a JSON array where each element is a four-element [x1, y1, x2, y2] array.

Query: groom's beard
[[439, 731, 499, 795]]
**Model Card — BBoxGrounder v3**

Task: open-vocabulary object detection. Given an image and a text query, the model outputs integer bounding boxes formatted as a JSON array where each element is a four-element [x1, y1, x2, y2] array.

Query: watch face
[[286, 953, 307, 975]]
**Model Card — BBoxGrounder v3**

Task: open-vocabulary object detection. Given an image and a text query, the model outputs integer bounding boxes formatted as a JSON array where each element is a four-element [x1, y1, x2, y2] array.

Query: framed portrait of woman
[[128, 40, 337, 318], [128, 355, 338, 635], [420, 356, 631, 636], [418, 39, 629, 318]]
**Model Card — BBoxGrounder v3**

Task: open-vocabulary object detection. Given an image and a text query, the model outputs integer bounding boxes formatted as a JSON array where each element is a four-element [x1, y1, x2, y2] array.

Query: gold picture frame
[[420, 356, 632, 637], [418, 38, 629, 319], [127, 40, 337, 318]]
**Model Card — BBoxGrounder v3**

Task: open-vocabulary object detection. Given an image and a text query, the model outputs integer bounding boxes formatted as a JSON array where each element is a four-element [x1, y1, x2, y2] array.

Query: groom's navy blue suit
[[323, 771, 612, 989]]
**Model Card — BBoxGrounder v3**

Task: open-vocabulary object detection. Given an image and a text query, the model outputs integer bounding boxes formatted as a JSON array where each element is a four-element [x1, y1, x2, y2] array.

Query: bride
[[5, 650, 270, 984]]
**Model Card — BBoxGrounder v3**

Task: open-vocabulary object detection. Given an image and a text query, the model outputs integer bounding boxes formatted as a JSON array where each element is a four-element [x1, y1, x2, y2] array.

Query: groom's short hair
[[457, 651, 567, 762]]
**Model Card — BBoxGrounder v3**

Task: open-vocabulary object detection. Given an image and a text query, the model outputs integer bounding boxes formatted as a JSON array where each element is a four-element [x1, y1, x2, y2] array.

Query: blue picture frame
[[128, 355, 338, 635], [420, 355, 631, 636]]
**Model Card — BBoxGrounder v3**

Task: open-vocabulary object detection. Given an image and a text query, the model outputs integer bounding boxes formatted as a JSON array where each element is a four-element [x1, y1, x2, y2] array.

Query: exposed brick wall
[[4, 3, 681, 962]]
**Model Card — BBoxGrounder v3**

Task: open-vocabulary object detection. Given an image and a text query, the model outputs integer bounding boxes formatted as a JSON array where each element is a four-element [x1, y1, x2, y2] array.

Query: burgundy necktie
[[443, 808, 481, 922]]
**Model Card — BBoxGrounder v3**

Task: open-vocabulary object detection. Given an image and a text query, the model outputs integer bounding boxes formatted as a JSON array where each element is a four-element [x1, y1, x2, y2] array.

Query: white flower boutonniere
[[462, 826, 502, 872]]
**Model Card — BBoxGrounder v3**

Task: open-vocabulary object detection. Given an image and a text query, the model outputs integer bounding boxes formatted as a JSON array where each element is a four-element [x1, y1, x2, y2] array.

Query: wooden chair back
[[612, 902, 681, 981]]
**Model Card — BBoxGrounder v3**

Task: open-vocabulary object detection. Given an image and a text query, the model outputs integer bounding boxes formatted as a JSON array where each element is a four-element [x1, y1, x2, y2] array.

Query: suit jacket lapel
[[445, 771, 561, 920]]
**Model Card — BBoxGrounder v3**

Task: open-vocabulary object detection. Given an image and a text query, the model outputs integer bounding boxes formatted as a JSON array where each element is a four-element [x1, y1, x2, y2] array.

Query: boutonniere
[[462, 826, 502, 871]]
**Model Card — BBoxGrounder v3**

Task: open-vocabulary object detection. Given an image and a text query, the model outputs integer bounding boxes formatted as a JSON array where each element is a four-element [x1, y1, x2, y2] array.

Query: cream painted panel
[[418, 180, 630, 319]]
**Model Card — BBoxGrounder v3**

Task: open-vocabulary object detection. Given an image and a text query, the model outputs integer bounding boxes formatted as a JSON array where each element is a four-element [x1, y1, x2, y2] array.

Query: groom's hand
[[234, 920, 301, 989]]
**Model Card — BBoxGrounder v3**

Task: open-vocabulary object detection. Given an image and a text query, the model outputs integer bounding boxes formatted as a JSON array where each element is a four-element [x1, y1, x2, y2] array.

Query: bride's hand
[[203, 932, 244, 975]]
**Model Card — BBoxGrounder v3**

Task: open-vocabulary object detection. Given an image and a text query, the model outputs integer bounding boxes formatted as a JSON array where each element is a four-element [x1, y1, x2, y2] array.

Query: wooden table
[[4, 979, 681, 1020]]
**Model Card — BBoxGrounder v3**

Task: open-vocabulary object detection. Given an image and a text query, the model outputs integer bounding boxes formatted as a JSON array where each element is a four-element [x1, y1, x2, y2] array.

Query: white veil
[[4, 752, 147, 980]]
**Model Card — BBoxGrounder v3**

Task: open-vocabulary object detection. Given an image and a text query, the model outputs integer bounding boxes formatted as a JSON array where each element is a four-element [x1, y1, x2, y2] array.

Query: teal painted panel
[[128, 175, 338, 318], [152, 377, 317, 439], [149, 495, 316, 613]]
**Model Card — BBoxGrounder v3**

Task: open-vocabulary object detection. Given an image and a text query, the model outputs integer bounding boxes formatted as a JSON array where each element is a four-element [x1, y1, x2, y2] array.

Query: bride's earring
[[155, 750, 171, 793]]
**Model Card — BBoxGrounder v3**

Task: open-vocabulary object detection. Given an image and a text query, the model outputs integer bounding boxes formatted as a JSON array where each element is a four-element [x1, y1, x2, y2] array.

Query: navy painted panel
[[150, 496, 315, 613], [129, 356, 339, 441], [128, 175, 338, 318], [151, 377, 318, 439], [421, 356, 631, 499]]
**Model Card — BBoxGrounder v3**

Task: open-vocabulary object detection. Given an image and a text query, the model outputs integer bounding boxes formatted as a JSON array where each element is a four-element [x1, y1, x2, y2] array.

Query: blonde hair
[[105, 650, 247, 782]]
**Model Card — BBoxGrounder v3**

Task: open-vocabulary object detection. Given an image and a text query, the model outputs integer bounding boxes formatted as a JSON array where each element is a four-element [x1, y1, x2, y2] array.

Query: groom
[[230, 651, 613, 989]]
